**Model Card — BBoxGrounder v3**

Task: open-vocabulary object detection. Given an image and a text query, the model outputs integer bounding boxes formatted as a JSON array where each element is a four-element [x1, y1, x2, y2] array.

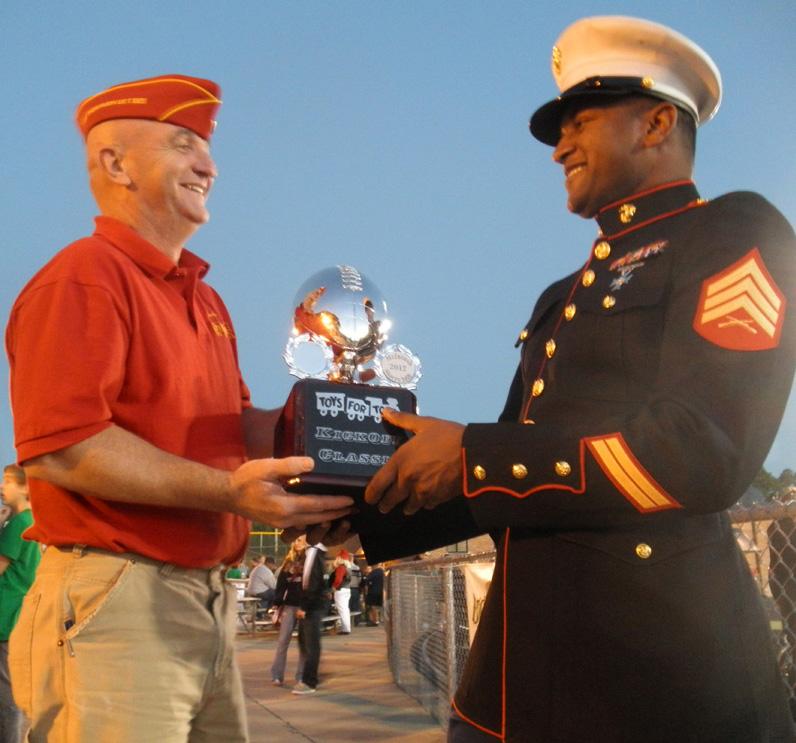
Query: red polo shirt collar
[[94, 216, 210, 280]]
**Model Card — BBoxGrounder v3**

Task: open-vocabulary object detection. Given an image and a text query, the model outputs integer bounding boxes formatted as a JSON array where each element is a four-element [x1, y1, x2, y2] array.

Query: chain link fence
[[385, 503, 796, 730]]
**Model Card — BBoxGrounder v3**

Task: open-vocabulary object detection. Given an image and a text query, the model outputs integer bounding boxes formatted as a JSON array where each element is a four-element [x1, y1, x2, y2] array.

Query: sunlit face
[[552, 98, 650, 219], [123, 122, 217, 231], [1, 471, 27, 510]]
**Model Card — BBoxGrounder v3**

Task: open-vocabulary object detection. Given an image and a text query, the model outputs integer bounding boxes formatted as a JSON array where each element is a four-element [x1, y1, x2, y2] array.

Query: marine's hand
[[229, 457, 354, 527], [364, 409, 464, 515]]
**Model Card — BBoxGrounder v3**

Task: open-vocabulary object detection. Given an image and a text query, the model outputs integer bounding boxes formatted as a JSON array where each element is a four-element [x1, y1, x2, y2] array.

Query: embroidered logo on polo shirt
[[608, 240, 668, 291], [207, 312, 235, 339], [694, 248, 785, 351]]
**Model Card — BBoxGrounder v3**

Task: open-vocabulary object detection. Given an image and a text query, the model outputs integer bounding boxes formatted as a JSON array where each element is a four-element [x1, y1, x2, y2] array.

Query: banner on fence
[[462, 562, 494, 645]]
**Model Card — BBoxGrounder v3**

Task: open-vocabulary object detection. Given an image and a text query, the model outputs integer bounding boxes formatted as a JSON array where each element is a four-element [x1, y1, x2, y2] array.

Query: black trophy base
[[274, 378, 417, 534]]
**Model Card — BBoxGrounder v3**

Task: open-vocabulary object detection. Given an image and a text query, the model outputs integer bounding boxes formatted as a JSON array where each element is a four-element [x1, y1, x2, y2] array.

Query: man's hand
[[229, 457, 354, 528], [364, 409, 464, 515], [280, 519, 354, 547]]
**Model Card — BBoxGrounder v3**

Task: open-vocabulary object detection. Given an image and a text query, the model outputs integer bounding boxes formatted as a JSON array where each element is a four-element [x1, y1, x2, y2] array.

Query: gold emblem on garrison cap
[[618, 203, 637, 224]]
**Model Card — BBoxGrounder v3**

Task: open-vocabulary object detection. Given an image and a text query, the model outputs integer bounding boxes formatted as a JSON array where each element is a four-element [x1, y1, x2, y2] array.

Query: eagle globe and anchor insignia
[[274, 265, 421, 528]]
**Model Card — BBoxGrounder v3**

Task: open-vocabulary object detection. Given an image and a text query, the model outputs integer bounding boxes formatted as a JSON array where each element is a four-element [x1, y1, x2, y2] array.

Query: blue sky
[[2, 1, 794, 476]]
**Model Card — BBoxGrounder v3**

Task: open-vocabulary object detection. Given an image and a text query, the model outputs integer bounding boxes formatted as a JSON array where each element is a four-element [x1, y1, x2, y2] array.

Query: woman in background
[[270, 540, 306, 686]]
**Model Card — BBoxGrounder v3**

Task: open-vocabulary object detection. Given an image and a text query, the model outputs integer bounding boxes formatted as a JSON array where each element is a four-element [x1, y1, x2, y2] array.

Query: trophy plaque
[[274, 266, 422, 522]]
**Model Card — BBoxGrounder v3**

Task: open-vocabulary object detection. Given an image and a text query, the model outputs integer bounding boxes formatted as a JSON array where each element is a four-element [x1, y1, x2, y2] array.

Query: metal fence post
[[443, 565, 457, 704]]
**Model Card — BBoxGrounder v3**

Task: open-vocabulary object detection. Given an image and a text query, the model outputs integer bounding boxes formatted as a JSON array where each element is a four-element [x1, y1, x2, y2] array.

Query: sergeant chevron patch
[[585, 434, 681, 513], [694, 248, 785, 351]]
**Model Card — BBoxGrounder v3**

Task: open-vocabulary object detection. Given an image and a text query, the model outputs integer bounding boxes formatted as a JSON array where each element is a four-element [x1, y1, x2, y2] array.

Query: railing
[[384, 503, 796, 730], [247, 530, 283, 559]]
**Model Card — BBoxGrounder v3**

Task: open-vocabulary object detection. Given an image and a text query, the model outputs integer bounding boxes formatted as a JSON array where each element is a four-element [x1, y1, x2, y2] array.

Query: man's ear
[[98, 146, 132, 186], [642, 102, 678, 147]]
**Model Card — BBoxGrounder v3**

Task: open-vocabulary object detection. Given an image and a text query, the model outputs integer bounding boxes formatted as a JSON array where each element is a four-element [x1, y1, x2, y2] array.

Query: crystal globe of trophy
[[274, 265, 421, 527]]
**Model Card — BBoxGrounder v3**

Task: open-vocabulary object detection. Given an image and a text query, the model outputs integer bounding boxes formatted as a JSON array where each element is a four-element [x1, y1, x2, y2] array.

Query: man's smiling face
[[552, 97, 651, 219], [124, 121, 218, 230]]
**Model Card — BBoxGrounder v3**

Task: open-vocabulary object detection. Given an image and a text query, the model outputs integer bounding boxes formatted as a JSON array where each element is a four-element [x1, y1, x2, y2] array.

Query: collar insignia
[[618, 203, 637, 224]]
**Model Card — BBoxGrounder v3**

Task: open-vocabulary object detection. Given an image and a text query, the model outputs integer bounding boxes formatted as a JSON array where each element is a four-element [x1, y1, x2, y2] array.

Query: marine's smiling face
[[553, 98, 650, 219]]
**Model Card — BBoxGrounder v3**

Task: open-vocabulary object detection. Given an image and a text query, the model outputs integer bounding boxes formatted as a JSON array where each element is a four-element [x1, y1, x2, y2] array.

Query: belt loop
[[72, 544, 87, 557], [159, 563, 175, 578]]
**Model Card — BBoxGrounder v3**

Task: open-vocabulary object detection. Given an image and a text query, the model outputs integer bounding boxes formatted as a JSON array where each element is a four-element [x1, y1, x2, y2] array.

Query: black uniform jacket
[[363, 181, 796, 742]]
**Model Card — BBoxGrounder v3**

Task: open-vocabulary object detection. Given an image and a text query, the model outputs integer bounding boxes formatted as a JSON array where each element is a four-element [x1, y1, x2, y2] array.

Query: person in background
[[270, 540, 306, 687], [225, 561, 244, 579], [348, 557, 363, 625], [293, 542, 329, 694], [363, 564, 384, 627], [330, 549, 353, 634], [5, 73, 354, 741], [247, 552, 277, 610], [0, 465, 40, 743]]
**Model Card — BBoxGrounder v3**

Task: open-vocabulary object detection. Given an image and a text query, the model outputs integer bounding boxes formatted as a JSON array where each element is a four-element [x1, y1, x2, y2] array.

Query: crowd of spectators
[[232, 539, 386, 694]]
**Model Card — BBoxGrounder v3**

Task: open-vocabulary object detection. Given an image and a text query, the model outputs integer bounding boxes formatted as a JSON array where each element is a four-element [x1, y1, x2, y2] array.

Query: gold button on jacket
[[512, 463, 528, 479], [554, 461, 571, 477], [635, 543, 653, 560], [594, 241, 611, 259]]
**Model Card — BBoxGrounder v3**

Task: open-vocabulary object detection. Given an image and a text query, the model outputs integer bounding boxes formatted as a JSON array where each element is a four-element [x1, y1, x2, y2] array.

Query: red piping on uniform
[[598, 179, 694, 213], [448, 527, 511, 741], [451, 698, 504, 739], [601, 199, 707, 241], [521, 261, 587, 422], [521, 193, 707, 421], [463, 435, 590, 499], [462, 433, 680, 514], [501, 527, 509, 740]]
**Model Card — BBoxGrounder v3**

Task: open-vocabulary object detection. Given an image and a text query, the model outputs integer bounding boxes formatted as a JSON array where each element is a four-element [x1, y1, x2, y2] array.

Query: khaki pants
[[9, 546, 247, 743]]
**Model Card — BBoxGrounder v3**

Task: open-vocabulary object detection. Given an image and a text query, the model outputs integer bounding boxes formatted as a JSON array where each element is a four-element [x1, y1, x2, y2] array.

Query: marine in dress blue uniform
[[362, 15, 796, 743]]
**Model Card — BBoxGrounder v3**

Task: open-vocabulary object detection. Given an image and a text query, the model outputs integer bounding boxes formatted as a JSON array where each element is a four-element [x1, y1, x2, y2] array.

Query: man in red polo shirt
[[5, 74, 354, 742]]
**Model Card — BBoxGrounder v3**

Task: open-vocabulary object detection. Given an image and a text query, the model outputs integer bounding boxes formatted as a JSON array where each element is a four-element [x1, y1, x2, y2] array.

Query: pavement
[[237, 624, 446, 743]]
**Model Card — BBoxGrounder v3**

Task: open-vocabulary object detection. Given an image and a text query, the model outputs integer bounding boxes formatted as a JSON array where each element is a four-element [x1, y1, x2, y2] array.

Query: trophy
[[274, 265, 421, 518]]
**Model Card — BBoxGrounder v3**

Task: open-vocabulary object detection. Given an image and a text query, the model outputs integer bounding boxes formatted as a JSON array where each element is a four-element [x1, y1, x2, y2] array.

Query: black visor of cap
[[529, 76, 689, 146]]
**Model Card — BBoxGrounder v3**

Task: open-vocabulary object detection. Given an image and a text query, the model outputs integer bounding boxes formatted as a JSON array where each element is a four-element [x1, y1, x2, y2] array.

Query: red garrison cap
[[75, 74, 222, 141]]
